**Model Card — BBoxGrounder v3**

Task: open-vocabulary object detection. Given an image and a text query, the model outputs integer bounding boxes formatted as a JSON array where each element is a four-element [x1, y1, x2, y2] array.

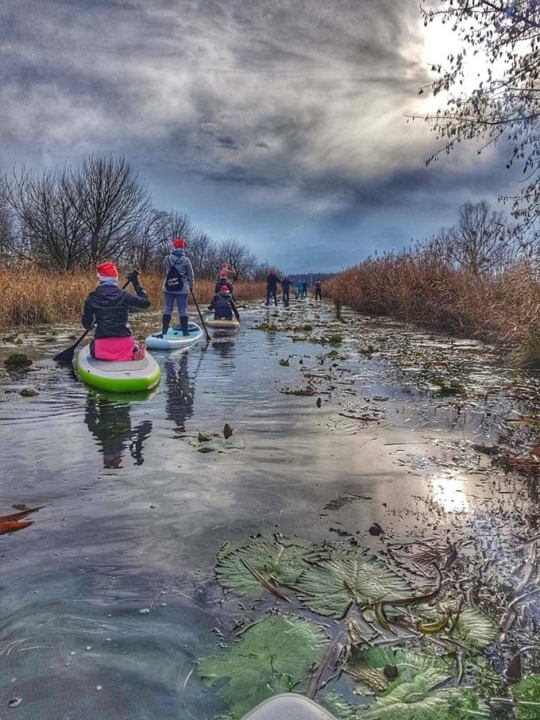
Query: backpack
[[164, 258, 184, 292]]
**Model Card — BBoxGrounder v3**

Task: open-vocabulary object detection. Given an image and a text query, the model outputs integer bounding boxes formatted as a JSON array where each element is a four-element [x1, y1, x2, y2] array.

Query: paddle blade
[[53, 344, 77, 364]]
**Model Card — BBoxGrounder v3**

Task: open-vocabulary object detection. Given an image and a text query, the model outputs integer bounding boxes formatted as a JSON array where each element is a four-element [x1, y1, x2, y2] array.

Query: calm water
[[0, 302, 534, 718]]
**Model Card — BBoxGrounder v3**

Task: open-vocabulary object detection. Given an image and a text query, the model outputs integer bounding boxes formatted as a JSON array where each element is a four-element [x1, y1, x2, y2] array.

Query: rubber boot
[[160, 313, 171, 338], [180, 316, 189, 336]]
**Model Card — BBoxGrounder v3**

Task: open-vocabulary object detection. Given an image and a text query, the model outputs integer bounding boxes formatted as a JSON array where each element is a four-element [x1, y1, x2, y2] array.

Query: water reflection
[[84, 395, 153, 469], [164, 354, 195, 434], [211, 338, 237, 359], [431, 471, 469, 513]]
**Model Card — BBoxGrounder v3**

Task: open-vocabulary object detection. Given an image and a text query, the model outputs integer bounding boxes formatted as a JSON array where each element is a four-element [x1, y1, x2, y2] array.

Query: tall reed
[[326, 253, 540, 365], [0, 269, 265, 330]]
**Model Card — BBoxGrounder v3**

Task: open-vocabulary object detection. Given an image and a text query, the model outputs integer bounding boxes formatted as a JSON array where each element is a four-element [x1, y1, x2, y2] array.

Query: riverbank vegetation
[[0, 269, 265, 329], [327, 201, 540, 367]]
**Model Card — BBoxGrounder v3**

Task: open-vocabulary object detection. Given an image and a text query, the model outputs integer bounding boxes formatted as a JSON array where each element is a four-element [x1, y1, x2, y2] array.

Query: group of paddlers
[[265, 270, 323, 307], [81, 237, 322, 361]]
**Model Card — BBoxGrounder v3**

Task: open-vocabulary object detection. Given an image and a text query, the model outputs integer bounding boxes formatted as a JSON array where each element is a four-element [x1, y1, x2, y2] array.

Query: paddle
[[53, 274, 135, 364], [190, 288, 212, 343]]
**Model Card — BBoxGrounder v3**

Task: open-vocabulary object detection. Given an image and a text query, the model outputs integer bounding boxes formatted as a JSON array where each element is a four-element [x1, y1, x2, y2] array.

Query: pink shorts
[[93, 337, 137, 361]]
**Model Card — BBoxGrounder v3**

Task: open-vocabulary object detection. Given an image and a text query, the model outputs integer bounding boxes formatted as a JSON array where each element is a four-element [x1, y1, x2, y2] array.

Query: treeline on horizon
[[0, 154, 275, 281], [327, 200, 540, 367]]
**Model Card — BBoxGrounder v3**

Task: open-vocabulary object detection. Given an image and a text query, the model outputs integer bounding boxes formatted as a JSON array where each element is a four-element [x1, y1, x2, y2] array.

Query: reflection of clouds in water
[[164, 355, 195, 433], [431, 472, 469, 513], [84, 396, 152, 469]]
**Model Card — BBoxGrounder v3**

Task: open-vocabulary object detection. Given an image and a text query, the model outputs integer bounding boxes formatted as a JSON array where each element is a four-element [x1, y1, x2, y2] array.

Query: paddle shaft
[[53, 277, 133, 363], [190, 288, 211, 343]]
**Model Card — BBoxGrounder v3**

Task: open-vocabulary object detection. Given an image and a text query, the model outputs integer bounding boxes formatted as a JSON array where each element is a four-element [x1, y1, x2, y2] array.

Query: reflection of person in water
[[84, 396, 153, 469], [164, 354, 195, 435]]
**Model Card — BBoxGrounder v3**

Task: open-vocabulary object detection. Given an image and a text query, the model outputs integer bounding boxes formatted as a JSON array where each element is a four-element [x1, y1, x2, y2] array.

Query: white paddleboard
[[145, 322, 203, 350]]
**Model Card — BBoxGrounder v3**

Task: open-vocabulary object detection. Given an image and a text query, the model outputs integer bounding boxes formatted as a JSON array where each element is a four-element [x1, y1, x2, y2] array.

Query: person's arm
[[185, 257, 194, 290], [124, 275, 151, 310], [82, 298, 94, 330], [231, 300, 240, 321]]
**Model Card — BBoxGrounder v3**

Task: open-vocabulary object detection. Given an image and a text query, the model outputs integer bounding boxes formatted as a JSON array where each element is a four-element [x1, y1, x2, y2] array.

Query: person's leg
[[177, 294, 189, 335], [266, 288, 270, 306], [273, 289, 278, 306], [161, 293, 174, 336]]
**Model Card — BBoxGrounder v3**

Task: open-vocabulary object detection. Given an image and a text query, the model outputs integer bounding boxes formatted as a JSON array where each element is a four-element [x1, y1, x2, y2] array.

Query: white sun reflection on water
[[431, 471, 469, 513]]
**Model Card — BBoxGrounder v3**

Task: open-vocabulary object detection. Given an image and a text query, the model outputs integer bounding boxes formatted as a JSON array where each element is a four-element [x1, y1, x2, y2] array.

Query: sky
[[0, 0, 519, 272]]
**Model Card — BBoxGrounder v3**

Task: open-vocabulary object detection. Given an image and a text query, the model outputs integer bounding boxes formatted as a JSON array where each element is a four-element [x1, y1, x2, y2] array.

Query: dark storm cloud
[[0, 0, 512, 268]]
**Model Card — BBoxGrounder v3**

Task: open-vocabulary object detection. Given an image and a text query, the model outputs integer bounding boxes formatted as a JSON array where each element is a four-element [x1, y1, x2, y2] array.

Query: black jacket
[[281, 278, 291, 289], [208, 291, 240, 320], [82, 283, 151, 339], [266, 273, 281, 289], [214, 278, 235, 299]]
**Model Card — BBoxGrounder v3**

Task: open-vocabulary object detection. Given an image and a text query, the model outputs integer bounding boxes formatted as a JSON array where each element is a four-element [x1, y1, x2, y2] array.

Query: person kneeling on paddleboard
[[208, 286, 241, 322], [82, 262, 150, 361], [160, 237, 195, 337], [214, 270, 235, 300]]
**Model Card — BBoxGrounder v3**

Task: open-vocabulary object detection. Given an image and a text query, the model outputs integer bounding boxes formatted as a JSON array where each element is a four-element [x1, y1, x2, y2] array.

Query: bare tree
[[3, 166, 88, 270], [432, 201, 511, 276], [217, 238, 257, 279], [417, 1, 540, 226], [188, 229, 218, 278], [74, 155, 151, 266]]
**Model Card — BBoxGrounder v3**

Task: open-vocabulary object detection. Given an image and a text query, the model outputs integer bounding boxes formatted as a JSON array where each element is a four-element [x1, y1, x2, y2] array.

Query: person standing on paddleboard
[[266, 269, 281, 306], [160, 238, 194, 337], [82, 262, 150, 361], [315, 278, 322, 301], [208, 285, 241, 322], [281, 276, 291, 307]]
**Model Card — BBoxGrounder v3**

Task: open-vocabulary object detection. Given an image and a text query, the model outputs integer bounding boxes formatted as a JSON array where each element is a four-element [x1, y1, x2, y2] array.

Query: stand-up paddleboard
[[260, 301, 281, 308], [145, 322, 203, 351], [241, 694, 337, 720], [204, 316, 240, 332], [75, 344, 161, 393]]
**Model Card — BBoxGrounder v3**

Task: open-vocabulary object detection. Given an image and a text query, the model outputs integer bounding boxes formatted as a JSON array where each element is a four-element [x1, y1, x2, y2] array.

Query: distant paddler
[[215, 270, 235, 300], [265, 269, 281, 306]]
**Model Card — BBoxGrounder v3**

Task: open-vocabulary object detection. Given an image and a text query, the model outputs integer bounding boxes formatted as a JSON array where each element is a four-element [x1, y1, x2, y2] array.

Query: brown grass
[[0, 268, 266, 330], [326, 252, 540, 365]]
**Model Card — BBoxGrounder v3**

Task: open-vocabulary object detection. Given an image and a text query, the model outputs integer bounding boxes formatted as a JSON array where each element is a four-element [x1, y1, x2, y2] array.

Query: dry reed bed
[[0, 269, 266, 330], [326, 256, 540, 364]]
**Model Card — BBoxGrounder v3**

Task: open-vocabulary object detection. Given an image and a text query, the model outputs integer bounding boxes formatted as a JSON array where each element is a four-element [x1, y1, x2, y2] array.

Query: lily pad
[[359, 685, 489, 720], [198, 615, 329, 719], [450, 606, 496, 650], [216, 539, 311, 599], [297, 544, 413, 616], [513, 675, 540, 719], [321, 692, 358, 720]]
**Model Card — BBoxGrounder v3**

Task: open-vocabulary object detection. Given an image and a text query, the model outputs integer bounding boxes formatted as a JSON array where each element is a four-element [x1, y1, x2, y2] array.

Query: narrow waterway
[[1, 301, 539, 719]]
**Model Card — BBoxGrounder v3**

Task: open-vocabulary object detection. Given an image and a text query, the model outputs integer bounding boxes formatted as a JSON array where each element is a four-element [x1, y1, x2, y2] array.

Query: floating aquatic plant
[[216, 539, 311, 600], [450, 606, 497, 651], [198, 615, 329, 720], [297, 544, 414, 617]]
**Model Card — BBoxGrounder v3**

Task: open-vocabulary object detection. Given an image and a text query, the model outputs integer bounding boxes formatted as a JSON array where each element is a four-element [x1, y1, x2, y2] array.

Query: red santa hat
[[220, 285, 230, 292], [96, 262, 119, 281], [220, 271, 227, 278], [173, 238, 185, 249]]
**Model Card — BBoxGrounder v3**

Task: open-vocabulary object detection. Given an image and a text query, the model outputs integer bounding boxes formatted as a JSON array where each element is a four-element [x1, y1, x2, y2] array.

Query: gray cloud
[[0, 0, 516, 270]]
